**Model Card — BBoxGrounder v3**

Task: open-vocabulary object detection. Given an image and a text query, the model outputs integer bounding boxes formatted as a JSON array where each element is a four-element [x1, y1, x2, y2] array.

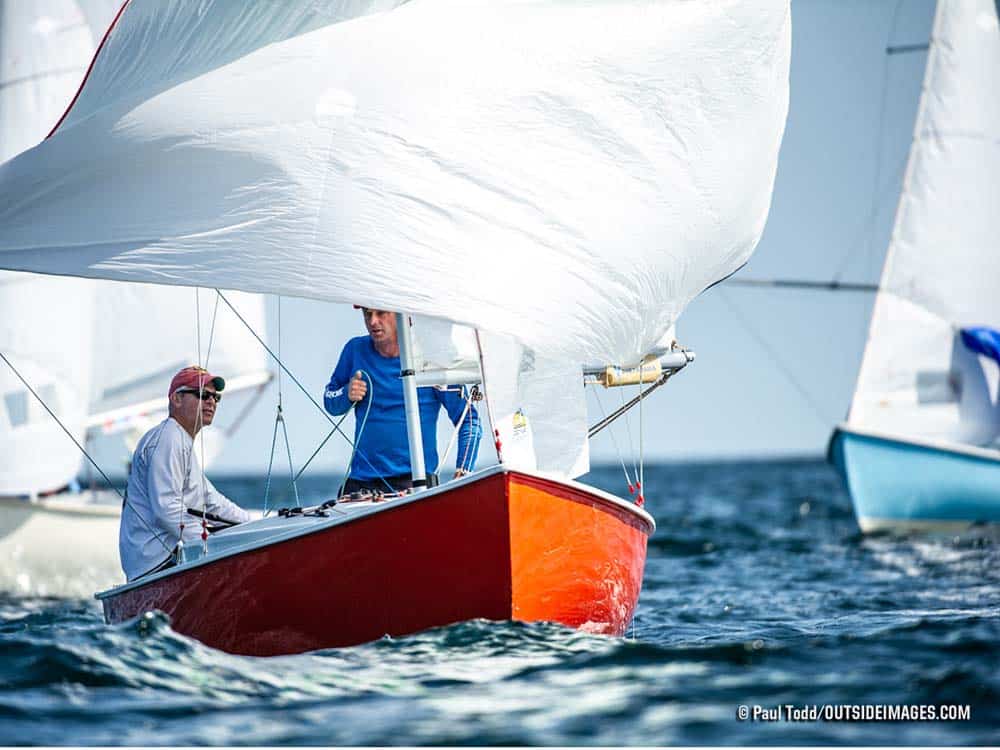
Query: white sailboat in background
[[0, 0, 271, 596], [830, 0, 1000, 533]]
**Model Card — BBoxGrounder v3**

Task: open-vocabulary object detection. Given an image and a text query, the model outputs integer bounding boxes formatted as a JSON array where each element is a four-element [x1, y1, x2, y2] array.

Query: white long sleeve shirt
[[119, 417, 251, 581]]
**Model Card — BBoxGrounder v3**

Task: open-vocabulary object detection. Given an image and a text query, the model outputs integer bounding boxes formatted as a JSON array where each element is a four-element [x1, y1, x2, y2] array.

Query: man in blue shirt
[[324, 308, 482, 494]]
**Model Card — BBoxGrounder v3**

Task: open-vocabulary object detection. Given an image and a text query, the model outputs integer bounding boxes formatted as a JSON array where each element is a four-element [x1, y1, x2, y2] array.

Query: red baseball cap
[[168, 366, 225, 398]]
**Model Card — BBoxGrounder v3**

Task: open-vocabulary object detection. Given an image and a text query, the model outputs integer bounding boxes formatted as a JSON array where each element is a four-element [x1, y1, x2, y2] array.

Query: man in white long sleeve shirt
[[119, 366, 252, 581]]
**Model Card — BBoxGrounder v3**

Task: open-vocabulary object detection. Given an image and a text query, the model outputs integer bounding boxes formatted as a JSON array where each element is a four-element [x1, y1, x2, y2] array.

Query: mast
[[396, 313, 427, 489]]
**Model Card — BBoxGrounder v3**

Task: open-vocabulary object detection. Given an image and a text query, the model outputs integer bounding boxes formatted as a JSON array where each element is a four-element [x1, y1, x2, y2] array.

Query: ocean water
[[1, 459, 997, 746]]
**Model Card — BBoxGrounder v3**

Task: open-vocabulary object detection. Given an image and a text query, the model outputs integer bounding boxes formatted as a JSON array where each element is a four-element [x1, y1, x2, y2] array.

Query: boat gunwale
[[833, 423, 1000, 465], [95, 464, 653, 601], [0, 494, 123, 518]]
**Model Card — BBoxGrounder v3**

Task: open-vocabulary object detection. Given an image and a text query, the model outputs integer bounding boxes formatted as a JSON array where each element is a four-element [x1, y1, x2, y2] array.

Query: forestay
[[848, 0, 1000, 447]]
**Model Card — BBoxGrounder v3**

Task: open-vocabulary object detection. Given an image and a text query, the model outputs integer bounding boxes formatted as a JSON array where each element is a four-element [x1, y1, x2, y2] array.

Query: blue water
[[1, 459, 998, 745]]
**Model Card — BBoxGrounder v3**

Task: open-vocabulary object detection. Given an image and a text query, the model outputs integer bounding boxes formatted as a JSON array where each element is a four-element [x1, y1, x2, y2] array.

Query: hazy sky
[[92, 0, 939, 477]]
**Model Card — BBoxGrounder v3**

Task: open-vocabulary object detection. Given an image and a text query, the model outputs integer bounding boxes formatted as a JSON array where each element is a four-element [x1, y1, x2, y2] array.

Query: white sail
[[0, 0, 791, 366], [0, 0, 111, 495], [0, 1, 269, 493], [848, 0, 1000, 447]]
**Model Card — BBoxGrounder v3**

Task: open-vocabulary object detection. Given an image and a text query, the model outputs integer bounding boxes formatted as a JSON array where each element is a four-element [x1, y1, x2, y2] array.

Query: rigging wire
[[588, 385, 635, 492], [263, 296, 300, 511], [717, 288, 831, 429], [0, 349, 173, 557], [339, 370, 394, 493], [216, 292, 353, 448], [473, 330, 503, 464], [619, 386, 639, 492], [204, 292, 220, 367], [292, 410, 352, 483], [215, 290, 389, 484], [637, 375, 644, 506], [435, 385, 474, 476]]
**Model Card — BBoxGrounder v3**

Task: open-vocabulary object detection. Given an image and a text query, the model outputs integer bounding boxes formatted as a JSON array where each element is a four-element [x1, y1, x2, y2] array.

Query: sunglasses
[[176, 387, 222, 403]]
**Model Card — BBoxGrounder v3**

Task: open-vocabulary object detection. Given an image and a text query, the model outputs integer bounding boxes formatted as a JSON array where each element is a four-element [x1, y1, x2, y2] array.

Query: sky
[[80, 0, 938, 477]]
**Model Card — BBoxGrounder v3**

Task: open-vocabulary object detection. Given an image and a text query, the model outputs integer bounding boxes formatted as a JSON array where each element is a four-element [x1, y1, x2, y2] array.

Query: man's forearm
[[323, 382, 352, 415]]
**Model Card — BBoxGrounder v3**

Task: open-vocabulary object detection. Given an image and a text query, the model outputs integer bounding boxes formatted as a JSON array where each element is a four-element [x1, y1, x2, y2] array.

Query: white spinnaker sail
[[0, 0, 790, 365], [0, 0, 790, 478], [848, 0, 1000, 447], [0, 0, 110, 495]]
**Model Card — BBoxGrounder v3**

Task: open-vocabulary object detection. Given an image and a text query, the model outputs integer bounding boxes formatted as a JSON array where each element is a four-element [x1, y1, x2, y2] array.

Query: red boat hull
[[100, 470, 651, 655]]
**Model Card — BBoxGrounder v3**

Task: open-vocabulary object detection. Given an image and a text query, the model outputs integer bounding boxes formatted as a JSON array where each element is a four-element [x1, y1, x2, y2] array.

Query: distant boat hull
[[829, 426, 1000, 534], [97, 468, 653, 656], [0, 493, 123, 597]]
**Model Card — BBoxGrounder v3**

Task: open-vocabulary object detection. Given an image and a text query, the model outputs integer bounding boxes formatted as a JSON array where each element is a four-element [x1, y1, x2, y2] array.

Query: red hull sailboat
[[0, 0, 790, 659], [97, 467, 653, 656]]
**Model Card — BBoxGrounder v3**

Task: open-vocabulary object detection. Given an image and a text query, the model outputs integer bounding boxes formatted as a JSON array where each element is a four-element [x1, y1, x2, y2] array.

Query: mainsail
[[0, 0, 791, 477], [848, 0, 1000, 448]]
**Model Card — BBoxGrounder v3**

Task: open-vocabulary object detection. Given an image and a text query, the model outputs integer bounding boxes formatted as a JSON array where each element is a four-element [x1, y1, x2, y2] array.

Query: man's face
[[362, 308, 397, 347], [171, 386, 220, 431]]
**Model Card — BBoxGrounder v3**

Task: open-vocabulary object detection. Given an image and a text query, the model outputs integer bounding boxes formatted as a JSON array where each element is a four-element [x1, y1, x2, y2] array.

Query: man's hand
[[348, 371, 367, 403], [454, 468, 469, 479]]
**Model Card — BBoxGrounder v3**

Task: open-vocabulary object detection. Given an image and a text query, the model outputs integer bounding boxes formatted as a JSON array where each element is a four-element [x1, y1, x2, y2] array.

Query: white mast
[[396, 313, 427, 488]]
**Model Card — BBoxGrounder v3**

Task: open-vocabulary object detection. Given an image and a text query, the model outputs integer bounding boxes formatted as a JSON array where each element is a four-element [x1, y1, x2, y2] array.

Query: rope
[[435, 386, 473, 476], [280, 406, 299, 508], [340, 371, 394, 493], [0, 349, 173, 557], [620, 386, 639, 489], [292, 411, 352, 482], [637, 376, 644, 507], [216, 290, 365, 461], [455, 386, 478, 474], [263, 406, 280, 516], [474, 330, 503, 463], [204, 292, 220, 367], [718, 289, 831, 428], [276, 295, 283, 409], [588, 385, 635, 492], [262, 296, 301, 509]]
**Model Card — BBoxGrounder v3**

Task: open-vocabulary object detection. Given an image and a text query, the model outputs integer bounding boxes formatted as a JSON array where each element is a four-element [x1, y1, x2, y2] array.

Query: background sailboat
[[830, 0, 1000, 533], [0, 0, 271, 595]]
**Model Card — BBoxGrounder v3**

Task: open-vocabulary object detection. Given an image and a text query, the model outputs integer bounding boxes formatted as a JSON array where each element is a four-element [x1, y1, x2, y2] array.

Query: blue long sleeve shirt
[[324, 336, 482, 481]]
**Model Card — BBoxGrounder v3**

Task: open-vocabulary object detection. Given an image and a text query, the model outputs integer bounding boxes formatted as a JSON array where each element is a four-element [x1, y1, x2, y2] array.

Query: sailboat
[[829, 0, 1000, 534], [0, 0, 790, 653], [0, 0, 271, 596]]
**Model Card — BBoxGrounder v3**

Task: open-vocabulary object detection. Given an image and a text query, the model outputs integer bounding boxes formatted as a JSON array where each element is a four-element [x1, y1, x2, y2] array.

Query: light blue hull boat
[[829, 426, 1000, 534]]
